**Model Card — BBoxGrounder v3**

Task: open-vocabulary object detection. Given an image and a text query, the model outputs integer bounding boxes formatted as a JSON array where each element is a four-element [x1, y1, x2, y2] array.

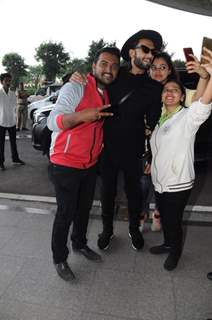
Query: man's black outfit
[[49, 164, 97, 264], [99, 67, 162, 248]]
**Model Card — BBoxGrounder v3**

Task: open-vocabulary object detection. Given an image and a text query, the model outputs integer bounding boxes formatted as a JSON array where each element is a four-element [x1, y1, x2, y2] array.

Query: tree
[[35, 41, 70, 82], [2, 53, 28, 89], [85, 38, 116, 71], [65, 58, 87, 75], [173, 59, 186, 69], [23, 65, 43, 93]]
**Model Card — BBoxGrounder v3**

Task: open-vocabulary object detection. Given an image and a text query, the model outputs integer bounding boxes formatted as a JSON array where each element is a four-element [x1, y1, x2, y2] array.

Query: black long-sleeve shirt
[[103, 66, 162, 165]]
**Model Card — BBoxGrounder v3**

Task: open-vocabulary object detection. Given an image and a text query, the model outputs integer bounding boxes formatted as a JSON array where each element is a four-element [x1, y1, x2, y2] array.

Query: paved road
[[1, 132, 212, 207]]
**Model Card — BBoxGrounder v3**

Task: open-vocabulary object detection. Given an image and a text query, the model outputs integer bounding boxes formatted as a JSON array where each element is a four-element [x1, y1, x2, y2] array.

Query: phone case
[[183, 48, 194, 62], [201, 37, 212, 64]]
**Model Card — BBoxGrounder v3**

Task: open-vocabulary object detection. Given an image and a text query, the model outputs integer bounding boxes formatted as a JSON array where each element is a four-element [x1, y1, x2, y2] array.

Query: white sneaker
[[151, 210, 161, 232]]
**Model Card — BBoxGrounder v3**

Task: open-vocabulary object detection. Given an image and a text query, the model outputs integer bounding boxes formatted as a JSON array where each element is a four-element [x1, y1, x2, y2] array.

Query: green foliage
[[25, 85, 37, 96], [85, 38, 116, 71], [65, 58, 87, 75], [2, 52, 28, 89], [35, 41, 70, 82], [173, 59, 185, 69], [24, 65, 43, 89]]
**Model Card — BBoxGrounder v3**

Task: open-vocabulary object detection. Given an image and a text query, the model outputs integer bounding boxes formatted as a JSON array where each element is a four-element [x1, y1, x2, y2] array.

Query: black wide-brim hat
[[121, 29, 163, 61]]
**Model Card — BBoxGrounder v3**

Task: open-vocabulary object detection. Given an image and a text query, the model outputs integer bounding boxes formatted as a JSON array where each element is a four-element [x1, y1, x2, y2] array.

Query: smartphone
[[183, 47, 195, 62], [201, 37, 212, 64]]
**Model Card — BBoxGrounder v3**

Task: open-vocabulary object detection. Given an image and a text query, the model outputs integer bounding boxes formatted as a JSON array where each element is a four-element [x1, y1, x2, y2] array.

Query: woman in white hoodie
[[149, 47, 212, 271]]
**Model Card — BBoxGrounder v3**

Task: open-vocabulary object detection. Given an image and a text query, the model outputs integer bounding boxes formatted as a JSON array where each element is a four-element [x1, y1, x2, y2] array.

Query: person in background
[[150, 51, 178, 84], [16, 82, 29, 131], [47, 47, 120, 281], [0, 73, 25, 170], [149, 47, 212, 271]]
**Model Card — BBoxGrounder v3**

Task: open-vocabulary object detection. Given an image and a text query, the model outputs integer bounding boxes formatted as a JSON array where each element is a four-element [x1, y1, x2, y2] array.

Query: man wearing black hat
[[97, 30, 163, 251]]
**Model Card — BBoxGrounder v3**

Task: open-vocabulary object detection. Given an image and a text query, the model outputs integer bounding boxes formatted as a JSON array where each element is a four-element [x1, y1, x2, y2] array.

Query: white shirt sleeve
[[185, 98, 212, 136]]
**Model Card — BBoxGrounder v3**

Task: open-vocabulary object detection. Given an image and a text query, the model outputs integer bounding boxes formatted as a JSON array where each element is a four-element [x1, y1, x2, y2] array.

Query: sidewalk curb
[[1, 192, 212, 216]]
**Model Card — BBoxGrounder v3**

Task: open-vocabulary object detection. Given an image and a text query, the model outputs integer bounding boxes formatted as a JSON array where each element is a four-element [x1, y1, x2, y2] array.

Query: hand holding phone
[[201, 37, 212, 64], [183, 48, 195, 62]]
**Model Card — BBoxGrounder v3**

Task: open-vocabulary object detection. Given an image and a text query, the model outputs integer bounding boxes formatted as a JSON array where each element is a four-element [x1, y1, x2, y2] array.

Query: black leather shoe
[[149, 244, 171, 255], [207, 272, 212, 281], [54, 261, 75, 281], [164, 253, 180, 271], [73, 245, 102, 262]]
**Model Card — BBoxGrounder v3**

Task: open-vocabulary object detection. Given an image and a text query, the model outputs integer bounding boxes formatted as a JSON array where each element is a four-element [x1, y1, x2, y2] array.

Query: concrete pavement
[[0, 199, 212, 320], [1, 131, 212, 319]]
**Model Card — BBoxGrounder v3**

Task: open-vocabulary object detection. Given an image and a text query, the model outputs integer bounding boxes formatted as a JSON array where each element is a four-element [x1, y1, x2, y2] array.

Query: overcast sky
[[0, 0, 212, 72]]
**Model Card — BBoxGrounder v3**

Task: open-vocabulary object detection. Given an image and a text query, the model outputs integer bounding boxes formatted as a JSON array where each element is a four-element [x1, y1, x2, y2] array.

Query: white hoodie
[[150, 99, 212, 193]]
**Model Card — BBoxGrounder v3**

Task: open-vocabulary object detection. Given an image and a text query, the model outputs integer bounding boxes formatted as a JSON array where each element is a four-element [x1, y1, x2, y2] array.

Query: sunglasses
[[134, 45, 158, 56]]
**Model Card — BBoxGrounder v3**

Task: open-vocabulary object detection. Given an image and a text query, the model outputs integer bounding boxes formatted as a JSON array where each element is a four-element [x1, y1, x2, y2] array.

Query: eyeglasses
[[150, 65, 168, 71], [162, 88, 181, 94], [134, 45, 158, 56]]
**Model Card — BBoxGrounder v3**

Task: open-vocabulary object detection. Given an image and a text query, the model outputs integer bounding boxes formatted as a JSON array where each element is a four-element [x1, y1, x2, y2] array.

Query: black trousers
[[100, 150, 143, 233], [0, 125, 19, 164], [155, 189, 191, 257], [49, 163, 97, 264]]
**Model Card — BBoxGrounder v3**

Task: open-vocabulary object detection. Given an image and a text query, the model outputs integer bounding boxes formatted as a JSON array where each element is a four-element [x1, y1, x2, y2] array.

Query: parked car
[[31, 105, 53, 157], [31, 71, 212, 161], [28, 92, 58, 121], [28, 83, 62, 104]]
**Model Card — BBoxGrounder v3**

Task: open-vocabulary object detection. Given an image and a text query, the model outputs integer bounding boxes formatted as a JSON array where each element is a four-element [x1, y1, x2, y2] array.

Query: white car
[[27, 83, 62, 104], [28, 92, 58, 121]]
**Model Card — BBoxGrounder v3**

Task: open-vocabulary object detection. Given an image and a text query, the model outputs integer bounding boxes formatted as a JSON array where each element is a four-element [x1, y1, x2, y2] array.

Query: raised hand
[[79, 104, 113, 123], [201, 47, 212, 76], [69, 72, 87, 85], [186, 53, 209, 79]]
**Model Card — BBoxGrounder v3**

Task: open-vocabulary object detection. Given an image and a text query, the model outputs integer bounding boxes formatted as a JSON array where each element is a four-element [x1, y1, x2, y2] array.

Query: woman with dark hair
[[150, 51, 178, 84], [140, 52, 178, 232], [140, 50, 209, 232], [149, 48, 212, 271]]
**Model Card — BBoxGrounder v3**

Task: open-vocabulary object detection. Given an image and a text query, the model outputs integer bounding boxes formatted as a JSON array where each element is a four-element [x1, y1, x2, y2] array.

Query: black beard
[[95, 73, 113, 89], [134, 57, 151, 70], [96, 78, 106, 89]]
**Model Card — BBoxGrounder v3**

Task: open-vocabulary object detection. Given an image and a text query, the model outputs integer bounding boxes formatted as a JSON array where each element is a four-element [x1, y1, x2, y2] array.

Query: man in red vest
[[47, 47, 120, 281]]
